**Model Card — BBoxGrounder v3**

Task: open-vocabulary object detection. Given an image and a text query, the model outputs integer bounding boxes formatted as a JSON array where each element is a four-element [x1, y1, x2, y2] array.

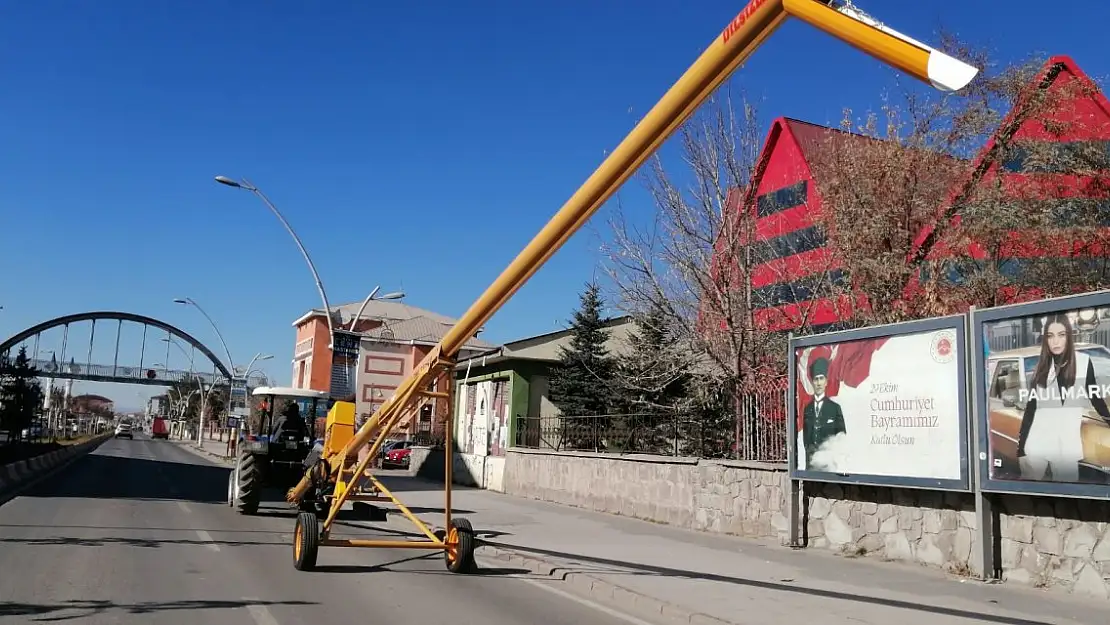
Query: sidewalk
[[178, 437, 234, 463], [373, 476, 1104, 625]]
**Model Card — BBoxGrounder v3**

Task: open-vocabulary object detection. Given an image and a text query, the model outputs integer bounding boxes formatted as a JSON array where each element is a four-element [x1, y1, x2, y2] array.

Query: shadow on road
[[0, 520, 508, 550], [19, 453, 229, 503], [0, 598, 317, 622], [0, 532, 289, 548], [308, 551, 530, 577]]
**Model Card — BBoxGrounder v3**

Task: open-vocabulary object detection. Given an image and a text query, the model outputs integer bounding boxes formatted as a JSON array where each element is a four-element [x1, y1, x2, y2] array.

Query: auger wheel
[[444, 518, 477, 574], [293, 511, 320, 571]]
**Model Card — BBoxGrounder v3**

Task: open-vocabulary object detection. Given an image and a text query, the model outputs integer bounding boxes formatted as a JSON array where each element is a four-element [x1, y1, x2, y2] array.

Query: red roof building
[[717, 55, 1110, 334]]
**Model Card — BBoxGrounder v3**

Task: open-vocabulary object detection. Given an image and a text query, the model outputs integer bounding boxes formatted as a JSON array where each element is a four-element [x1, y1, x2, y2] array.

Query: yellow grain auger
[[284, 0, 980, 573]]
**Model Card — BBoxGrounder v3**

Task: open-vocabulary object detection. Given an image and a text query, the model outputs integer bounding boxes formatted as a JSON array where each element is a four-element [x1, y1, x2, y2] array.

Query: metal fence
[[513, 382, 789, 462]]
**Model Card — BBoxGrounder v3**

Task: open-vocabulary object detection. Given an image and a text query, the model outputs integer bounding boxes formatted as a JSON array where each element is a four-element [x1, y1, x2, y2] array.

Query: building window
[[752, 225, 827, 263], [999, 140, 1110, 174], [294, 337, 314, 357], [756, 181, 808, 218], [1045, 197, 1110, 227], [751, 269, 847, 309]]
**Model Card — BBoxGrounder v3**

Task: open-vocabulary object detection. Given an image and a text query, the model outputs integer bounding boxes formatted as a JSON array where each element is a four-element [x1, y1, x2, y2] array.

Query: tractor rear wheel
[[235, 452, 261, 515]]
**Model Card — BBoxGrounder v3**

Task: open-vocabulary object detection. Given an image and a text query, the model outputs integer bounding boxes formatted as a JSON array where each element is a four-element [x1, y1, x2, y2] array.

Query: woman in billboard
[[1016, 313, 1110, 481]]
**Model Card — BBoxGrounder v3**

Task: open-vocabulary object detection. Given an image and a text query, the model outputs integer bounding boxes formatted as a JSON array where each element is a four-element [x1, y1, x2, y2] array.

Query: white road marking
[[243, 598, 281, 625], [196, 529, 221, 552], [176, 501, 191, 513], [476, 557, 658, 625]]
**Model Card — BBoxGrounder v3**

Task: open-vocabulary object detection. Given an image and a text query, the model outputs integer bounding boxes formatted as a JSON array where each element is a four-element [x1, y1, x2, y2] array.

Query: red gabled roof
[[782, 117, 880, 163]]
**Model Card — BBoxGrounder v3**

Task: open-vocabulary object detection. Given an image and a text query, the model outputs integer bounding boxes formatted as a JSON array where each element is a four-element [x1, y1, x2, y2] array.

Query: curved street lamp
[[347, 285, 406, 331], [173, 297, 235, 372], [241, 352, 274, 378], [172, 297, 236, 446], [161, 336, 196, 371], [214, 175, 336, 347]]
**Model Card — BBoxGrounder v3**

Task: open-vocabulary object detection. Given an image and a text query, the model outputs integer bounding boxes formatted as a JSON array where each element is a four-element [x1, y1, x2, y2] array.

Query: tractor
[[228, 386, 330, 515]]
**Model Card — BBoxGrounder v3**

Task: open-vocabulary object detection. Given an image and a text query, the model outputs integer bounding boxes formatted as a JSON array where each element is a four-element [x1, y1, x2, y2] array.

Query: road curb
[[0, 434, 112, 502], [477, 542, 735, 625], [172, 440, 234, 465]]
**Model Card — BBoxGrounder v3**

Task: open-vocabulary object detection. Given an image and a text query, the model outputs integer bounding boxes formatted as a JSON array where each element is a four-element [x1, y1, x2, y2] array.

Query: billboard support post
[[968, 306, 998, 580], [785, 332, 804, 548]]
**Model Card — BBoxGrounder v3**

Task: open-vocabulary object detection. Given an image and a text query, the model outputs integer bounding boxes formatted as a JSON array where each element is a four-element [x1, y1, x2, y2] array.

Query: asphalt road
[[0, 435, 646, 625]]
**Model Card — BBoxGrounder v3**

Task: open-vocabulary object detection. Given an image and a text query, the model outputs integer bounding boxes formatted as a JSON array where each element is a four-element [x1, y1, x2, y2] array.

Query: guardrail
[[28, 359, 269, 387]]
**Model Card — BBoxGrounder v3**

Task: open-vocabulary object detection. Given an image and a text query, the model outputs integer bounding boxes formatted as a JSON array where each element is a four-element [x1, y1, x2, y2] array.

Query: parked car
[[21, 420, 45, 440], [382, 441, 415, 469], [374, 439, 405, 465], [986, 343, 1110, 481]]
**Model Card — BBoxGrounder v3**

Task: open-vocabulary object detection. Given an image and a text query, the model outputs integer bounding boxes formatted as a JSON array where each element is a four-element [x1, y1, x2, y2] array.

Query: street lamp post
[[344, 286, 405, 409], [162, 336, 216, 436], [173, 297, 235, 371], [173, 297, 235, 446], [214, 175, 337, 347], [347, 286, 406, 332], [242, 352, 274, 379]]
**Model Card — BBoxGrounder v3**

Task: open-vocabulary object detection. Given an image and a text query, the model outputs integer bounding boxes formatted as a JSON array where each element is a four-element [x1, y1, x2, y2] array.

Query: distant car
[[114, 423, 133, 439], [150, 417, 170, 440]]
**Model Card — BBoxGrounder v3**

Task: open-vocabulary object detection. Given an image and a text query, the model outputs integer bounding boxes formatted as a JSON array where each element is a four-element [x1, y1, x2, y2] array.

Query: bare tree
[[602, 92, 837, 460], [807, 43, 1110, 322], [603, 93, 833, 391]]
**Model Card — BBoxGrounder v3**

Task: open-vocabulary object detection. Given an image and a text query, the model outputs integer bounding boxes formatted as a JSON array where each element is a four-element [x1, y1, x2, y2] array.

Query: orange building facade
[[290, 301, 494, 438]]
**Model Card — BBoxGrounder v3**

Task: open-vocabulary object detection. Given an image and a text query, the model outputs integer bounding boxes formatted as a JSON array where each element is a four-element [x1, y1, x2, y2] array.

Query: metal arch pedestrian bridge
[[0, 311, 240, 387]]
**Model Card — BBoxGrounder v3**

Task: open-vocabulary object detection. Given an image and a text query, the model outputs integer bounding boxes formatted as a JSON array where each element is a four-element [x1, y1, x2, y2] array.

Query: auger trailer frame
[[285, 0, 981, 573]]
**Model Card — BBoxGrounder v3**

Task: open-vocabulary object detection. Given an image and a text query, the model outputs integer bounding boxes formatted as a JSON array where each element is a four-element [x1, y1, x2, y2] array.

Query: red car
[[151, 417, 170, 440], [383, 441, 414, 469]]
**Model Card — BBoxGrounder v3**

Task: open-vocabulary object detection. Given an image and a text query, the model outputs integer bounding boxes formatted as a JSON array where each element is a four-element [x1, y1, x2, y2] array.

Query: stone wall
[[502, 448, 1110, 599], [503, 448, 789, 539], [995, 494, 1110, 597], [804, 482, 979, 573], [409, 446, 508, 491]]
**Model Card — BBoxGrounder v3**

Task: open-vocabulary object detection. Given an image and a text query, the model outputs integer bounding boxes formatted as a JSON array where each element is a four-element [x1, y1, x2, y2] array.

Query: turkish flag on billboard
[[795, 336, 890, 431]]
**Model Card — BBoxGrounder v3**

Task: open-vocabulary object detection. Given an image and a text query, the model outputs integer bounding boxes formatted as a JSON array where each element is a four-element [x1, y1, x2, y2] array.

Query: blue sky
[[1, 1, 1107, 410]]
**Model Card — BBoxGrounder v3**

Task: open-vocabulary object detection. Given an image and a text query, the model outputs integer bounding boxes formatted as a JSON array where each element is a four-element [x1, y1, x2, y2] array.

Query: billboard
[[790, 317, 970, 490], [976, 292, 1110, 499]]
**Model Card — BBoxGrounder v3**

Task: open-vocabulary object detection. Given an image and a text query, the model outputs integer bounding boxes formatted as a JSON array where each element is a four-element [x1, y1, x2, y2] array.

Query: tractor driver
[[275, 400, 309, 441]]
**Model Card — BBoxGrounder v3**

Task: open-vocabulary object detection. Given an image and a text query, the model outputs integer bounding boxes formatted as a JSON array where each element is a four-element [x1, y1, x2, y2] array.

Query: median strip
[[0, 434, 113, 499]]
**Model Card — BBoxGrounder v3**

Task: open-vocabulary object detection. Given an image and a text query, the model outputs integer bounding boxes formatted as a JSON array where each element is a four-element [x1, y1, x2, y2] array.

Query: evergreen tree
[[549, 283, 616, 447], [616, 305, 688, 413], [612, 304, 691, 453], [0, 347, 44, 441]]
